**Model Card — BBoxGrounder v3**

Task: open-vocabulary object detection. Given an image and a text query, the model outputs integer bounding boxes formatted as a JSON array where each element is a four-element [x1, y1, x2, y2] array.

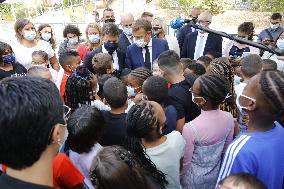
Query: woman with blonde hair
[[77, 23, 102, 61]]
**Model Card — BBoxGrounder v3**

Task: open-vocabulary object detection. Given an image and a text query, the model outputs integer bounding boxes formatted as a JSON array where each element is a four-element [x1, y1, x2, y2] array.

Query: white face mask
[[123, 27, 133, 36], [88, 34, 100, 43], [270, 23, 280, 30], [23, 30, 36, 41], [68, 37, 79, 46], [277, 39, 284, 49], [127, 86, 136, 97], [134, 38, 146, 48], [236, 94, 256, 110], [41, 32, 51, 41]]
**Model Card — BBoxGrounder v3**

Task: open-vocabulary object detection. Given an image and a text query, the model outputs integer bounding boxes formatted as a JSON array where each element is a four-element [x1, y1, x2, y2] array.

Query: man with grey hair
[[181, 11, 222, 60], [118, 13, 135, 54], [27, 66, 53, 81], [152, 17, 180, 56], [84, 23, 125, 75]]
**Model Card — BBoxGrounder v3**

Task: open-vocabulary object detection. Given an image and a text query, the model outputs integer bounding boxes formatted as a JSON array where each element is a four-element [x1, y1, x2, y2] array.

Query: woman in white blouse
[[13, 19, 59, 71]]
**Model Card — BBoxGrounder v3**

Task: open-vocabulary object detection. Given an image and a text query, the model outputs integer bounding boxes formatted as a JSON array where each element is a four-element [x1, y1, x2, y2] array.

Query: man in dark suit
[[118, 13, 134, 57], [125, 18, 169, 70], [181, 11, 222, 60], [84, 23, 125, 74], [176, 7, 201, 52]]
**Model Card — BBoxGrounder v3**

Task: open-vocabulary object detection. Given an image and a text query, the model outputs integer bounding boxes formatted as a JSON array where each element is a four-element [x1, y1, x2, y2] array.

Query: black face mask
[[105, 18, 116, 23]]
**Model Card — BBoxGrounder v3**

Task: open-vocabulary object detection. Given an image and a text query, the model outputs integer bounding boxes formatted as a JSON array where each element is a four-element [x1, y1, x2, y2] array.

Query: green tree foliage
[[248, 0, 284, 12], [159, 0, 232, 15]]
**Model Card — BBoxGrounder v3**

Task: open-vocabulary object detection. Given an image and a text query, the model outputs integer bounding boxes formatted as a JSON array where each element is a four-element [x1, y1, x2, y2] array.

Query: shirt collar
[[146, 38, 152, 47], [198, 31, 208, 37]]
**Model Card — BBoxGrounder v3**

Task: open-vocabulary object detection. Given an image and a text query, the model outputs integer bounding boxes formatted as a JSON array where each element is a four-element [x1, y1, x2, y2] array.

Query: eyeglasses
[[64, 105, 71, 120]]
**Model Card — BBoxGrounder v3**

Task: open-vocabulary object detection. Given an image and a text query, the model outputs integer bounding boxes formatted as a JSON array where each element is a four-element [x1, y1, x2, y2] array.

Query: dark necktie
[[144, 46, 151, 70]]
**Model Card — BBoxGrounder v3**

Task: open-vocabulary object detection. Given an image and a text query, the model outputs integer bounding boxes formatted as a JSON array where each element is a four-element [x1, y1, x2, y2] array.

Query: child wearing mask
[[181, 74, 234, 189], [235, 54, 262, 133], [217, 71, 284, 189], [0, 41, 26, 80]]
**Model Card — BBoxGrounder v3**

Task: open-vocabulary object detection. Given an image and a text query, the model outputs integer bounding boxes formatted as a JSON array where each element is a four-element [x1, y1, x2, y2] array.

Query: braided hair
[[129, 67, 152, 86], [198, 74, 230, 107], [124, 102, 168, 188], [64, 66, 96, 111], [207, 57, 238, 117], [259, 71, 284, 122]]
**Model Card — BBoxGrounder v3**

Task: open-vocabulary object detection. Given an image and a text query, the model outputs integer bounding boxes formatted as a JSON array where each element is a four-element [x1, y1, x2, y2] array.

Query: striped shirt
[[216, 122, 284, 189]]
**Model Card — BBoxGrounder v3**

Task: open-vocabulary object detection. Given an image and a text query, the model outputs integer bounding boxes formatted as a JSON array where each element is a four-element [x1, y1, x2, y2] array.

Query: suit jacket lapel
[[133, 45, 144, 67], [152, 38, 157, 61]]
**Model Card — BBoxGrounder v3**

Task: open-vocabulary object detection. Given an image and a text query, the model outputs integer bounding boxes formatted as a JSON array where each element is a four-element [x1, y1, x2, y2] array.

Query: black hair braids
[[260, 71, 284, 118], [199, 74, 230, 106], [124, 102, 168, 189]]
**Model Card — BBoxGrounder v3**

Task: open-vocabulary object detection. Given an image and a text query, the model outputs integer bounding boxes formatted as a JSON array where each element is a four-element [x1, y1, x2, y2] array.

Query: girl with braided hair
[[90, 146, 158, 189], [217, 71, 284, 189], [125, 101, 185, 189], [64, 65, 110, 112], [181, 74, 234, 189], [126, 67, 152, 111], [127, 67, 152, 98], [207, 57, 239, 118]]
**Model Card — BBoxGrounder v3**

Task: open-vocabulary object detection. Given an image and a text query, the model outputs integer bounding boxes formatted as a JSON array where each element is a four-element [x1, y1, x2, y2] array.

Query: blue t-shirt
[[217, 122, 284, 189]]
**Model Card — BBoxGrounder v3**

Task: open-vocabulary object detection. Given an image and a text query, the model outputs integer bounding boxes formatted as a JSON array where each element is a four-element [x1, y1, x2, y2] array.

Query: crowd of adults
[[0, 6, 283, 189]]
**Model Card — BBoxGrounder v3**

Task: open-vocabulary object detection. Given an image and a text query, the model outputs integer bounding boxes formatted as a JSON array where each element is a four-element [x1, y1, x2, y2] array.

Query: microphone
[[170, 18, 192, 29], [189, 24, 280, 55]]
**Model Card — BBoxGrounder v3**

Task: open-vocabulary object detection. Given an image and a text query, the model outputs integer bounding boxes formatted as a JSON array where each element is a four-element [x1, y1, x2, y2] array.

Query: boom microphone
[[190, 24, 280, 55]]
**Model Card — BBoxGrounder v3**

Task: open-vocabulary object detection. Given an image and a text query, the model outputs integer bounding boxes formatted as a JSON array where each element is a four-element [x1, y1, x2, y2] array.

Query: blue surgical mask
[[270, 23, 280, 30], [2, 54, 15, 64], [123, 27, 133, 36], [88, 34, 100, 43], [234, 75, 241, 85], [104, 42, 118, 54], [68, 37, 79, 46], [41, 33, 51, 41], [133, 38, 146, 48], [277, 39, 284, 49], [23, 30, 36, 41], [127, 86, 136, 97]]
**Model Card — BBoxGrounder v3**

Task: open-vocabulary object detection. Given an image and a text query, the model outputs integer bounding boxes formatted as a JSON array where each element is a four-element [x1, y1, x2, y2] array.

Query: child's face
[[65, 56, 81, 72], [32, 55, 48, 67]]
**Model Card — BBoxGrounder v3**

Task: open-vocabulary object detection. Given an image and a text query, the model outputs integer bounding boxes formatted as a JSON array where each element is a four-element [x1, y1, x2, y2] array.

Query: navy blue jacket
[[181, 31, 223, 59], [125, 38, 169, 70], [176, 24, 194, 52], [83, 46, 126, 73], [118, 33, 131, 54]]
